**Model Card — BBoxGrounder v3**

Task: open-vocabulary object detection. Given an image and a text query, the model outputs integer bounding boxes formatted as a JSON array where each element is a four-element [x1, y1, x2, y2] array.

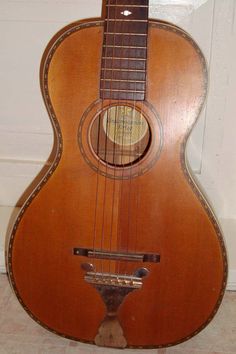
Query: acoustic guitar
[[7, 0, 227, 349]]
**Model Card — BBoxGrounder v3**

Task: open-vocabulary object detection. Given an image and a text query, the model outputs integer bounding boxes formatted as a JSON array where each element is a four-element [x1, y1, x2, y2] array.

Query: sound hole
[[90, 106, 151, 167]]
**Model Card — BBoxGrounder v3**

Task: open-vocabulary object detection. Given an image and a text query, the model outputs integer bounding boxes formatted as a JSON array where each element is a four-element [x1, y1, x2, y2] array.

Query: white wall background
[[0, 0, 235, 288]]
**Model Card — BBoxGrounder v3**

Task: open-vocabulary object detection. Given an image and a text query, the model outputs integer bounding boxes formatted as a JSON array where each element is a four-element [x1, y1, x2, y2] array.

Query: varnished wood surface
[[7, 19, 227, 348]]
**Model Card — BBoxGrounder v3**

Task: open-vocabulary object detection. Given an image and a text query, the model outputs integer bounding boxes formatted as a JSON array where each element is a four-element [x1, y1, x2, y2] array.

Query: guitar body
[[7, 18, 227, 348]]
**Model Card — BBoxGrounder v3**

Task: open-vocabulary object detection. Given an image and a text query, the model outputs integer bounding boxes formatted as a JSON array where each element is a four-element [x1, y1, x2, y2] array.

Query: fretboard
[[100, 0, 149, 101]]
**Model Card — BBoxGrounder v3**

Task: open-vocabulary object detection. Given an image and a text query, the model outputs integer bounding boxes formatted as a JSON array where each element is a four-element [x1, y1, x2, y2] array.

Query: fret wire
[[101, 88, 145, 93], [102, 57, 146, 61], [103, 45, 147, 49], [101, 94, 145, 100], [101, 68, 145, 72], [105, 19, 148, 22], [101, 79, 145, 83], [104, 32, 147, 36], [106, 4, 148, 7]]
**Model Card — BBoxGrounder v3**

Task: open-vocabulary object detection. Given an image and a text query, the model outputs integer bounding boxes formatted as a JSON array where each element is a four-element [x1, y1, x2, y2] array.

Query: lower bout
[[10, 254, 225, 348]]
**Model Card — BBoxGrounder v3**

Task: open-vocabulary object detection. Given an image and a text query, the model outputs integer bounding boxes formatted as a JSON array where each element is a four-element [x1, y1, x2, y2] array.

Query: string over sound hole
[[90, 105, 151, 166]]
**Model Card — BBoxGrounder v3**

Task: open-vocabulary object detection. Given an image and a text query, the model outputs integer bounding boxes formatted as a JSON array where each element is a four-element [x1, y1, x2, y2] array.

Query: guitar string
[[108, 0, 120, 275], [110, 0, 128, 276], [96, 0, 149, 277], [116, 1, 131, 276], [124, 9, 136, 276], [100, 0, 121, 275], [112, 0, 133, 276], [133, 0, 149, 267], [117, 0, 148, 276], [118, 0, 131, 274], [125, 0, 145, 276], [117, 0, 133, 276], [108, 2, 127, 277], [92, 0, 112, 275], [99, 0, 114, 275], [108, 0, 149, 277], [103, 0, 119, 275], [105, 0, 146, 276]]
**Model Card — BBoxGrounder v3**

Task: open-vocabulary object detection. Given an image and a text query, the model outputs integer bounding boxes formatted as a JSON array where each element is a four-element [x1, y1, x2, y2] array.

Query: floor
[[0, 274, 235, 354]]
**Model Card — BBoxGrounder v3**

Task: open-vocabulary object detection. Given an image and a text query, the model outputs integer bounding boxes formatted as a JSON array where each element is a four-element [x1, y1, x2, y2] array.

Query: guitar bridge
[[73, 247, 160, 263]]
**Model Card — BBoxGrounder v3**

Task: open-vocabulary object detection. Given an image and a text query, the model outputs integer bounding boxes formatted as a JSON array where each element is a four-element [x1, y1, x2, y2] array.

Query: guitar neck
[[100, 0, 149, 101]]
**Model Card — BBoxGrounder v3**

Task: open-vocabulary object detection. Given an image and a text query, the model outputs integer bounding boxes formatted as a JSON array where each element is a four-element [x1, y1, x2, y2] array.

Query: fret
[[106, 4, 148, 7], [104, 35, 147, 47], [101, 78, 145, 83], [101, 68, 145, 72], [101, 75, 146, 89], [108, 0, 148, 5], [103, 45, 147, 49], [105, 22, 147, 34], [102, 57, 146, 61], [101, 80, 145, 91], [101, 70, 146, 81], [104, 32, 147, 36], [101, 69, 146, 82], [105, 19, 148, 22], [101, 91, 145, 101], [101, 58, 146, 70], [103, 47, 146, 59], [101, 88, 145, 93]]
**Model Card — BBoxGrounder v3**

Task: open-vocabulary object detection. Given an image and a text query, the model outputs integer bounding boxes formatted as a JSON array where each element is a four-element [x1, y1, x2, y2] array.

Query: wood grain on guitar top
[[7, 19, 227, 348]]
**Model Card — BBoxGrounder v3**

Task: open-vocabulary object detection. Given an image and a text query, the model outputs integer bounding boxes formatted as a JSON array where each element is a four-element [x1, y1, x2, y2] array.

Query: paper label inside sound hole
[[102, 106, 148, 146]]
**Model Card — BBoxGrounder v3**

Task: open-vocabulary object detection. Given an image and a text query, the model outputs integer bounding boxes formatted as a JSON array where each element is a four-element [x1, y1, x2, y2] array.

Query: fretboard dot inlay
[[121, 10, 132, 16]]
